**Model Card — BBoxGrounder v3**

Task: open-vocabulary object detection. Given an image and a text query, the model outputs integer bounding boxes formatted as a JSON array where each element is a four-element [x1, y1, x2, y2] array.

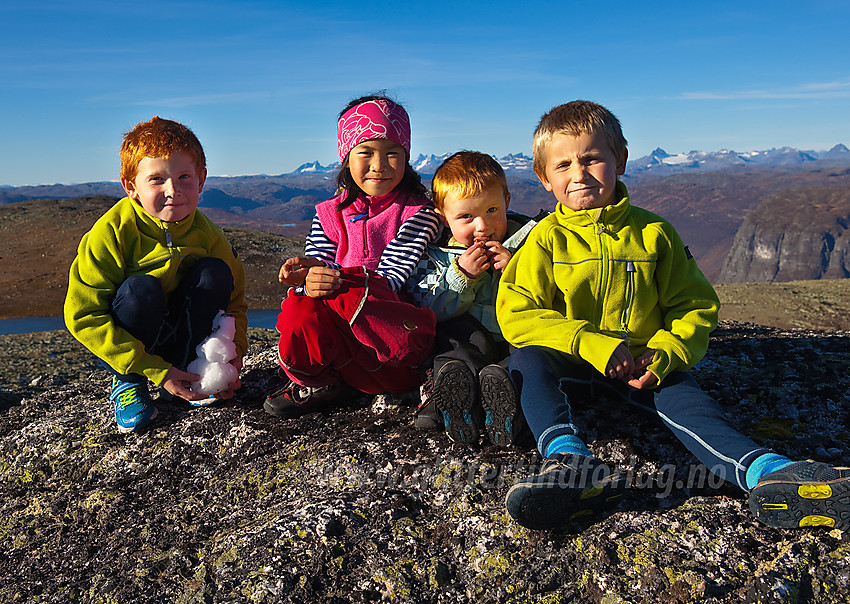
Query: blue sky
[[1, 0, 849, 186]]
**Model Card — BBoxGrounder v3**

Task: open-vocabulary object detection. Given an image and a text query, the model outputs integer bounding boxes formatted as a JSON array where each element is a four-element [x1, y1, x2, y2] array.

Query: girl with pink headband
[[266, 94, 441, 417]]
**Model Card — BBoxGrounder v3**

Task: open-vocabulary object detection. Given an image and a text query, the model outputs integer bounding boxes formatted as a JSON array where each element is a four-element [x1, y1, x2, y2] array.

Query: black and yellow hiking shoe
[[749, 461, 850, 530], [505, 453, 625, 530]]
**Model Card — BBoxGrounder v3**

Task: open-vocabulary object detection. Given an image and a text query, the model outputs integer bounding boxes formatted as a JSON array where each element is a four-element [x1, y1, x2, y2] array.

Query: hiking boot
[[432, 360, 480, 445], [263, 380, 341, 418], [748, 461, 850, 530], [110, 377, 158, 434], [413, 368, 441, 429], [505, 453, 625, 529], [479, 364, 520, 447]]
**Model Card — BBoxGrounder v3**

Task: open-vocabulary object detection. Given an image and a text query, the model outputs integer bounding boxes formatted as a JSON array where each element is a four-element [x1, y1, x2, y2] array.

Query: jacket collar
[[555, 181, 630, 229], [349, 189, 403, 219], [126, 196, 197, 238]]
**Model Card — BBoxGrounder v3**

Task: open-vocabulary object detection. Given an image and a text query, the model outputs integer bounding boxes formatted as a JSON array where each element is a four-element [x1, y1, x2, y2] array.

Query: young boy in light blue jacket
[[406, 151, 542, 447]]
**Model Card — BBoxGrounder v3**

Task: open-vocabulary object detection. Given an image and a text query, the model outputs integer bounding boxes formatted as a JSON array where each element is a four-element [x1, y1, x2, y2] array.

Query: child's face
[[121, 150, 206, 222], [346, 138, 406, 198], [437, 184, 509, 247], [537, 131, 627, 212]]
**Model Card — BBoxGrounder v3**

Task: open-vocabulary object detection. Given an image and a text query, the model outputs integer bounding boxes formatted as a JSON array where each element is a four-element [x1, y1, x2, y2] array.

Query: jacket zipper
[[621, 260, 636, 345], [596, 222, 609, 328]]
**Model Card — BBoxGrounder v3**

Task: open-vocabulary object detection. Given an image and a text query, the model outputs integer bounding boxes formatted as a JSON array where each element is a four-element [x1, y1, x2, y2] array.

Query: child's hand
[[458, 242, 490, 278], [162, 367, 209, 402], [279, 256, 323, 287], [626, 351, 658, 390], [606, 342, 636, 381], [484, 241, 512, 272], [305, 266, 342, 298]]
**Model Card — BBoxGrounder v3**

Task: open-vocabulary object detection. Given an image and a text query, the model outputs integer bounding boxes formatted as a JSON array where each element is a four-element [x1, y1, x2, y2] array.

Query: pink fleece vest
[[315, 190, 429, 269]]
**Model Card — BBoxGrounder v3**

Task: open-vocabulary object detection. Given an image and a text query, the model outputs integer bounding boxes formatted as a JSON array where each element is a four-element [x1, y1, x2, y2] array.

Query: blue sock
[[544, 434, 593, 459], [745, 453, 794, 490]]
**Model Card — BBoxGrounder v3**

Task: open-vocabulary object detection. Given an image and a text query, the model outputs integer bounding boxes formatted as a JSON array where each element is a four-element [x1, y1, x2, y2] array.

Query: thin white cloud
[[681, 79, 850, 100]]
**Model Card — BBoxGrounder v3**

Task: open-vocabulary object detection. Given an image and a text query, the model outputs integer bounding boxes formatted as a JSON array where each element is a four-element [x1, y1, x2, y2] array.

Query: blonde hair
[[431, 151, 509, 211], [120, 116, 206, 183], [532, 100, 627, 177]]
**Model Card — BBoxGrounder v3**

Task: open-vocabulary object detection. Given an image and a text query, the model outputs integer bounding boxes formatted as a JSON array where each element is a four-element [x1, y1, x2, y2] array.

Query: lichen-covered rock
[[0, 323, 849, 603]]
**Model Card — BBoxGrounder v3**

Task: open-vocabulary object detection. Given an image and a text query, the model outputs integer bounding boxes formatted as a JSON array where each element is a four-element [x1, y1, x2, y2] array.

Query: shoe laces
[[111, 379, 147, 410]]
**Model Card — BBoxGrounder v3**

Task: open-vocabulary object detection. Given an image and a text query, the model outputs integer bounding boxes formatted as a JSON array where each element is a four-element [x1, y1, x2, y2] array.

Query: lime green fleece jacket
[[64, 196, 248, 385], [496, 182, 719, 384]]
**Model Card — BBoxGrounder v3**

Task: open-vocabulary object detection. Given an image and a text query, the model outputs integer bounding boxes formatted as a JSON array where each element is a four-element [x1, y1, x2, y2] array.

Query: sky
[[1, 0, 849, 186]]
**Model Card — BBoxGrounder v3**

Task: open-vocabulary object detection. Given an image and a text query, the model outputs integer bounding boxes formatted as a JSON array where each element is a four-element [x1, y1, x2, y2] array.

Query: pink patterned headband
[[337, 99, 411, 162]]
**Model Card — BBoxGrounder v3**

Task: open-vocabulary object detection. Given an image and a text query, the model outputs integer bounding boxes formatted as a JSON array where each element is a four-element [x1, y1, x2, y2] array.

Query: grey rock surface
[[1, 324, 849, 603]]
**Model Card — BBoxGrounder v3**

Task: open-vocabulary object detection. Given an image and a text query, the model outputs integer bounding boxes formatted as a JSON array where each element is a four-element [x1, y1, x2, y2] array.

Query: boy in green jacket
[[497, 100, 850, 531], [64, 116, 247, 434]]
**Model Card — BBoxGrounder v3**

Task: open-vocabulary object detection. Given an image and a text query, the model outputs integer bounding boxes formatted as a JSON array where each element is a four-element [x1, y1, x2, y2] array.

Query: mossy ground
[[1, 323, 849, 602]]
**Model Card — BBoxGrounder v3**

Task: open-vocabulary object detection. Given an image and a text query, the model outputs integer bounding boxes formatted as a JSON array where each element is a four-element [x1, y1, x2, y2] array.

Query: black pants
[[432, 315, 509, 376], [106, 257, 233, 383]]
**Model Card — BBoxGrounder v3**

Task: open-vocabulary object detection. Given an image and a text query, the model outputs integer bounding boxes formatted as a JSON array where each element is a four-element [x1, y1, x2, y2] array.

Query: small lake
[[0, 309, 280, 335]]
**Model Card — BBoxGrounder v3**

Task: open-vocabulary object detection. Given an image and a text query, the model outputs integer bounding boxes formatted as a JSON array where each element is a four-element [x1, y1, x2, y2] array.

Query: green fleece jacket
[[64, 196, 248, 385], [496, 182, 719, 384]]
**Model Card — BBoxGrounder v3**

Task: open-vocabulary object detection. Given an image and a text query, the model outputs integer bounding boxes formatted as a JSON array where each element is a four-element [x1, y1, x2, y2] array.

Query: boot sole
[[749, 476, 850, 530], [434, 361, 479, 445], [479, 365, 518, 447]]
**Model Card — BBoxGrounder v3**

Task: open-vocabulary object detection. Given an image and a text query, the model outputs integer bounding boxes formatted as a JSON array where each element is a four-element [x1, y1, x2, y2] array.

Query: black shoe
[[749, 461, 850, 530], [505, 453, 625, 530], [433, 360, 480, 445], [263, 381, 340, 419], [413, 368, 441, 429], [479, 364, 519, 447]]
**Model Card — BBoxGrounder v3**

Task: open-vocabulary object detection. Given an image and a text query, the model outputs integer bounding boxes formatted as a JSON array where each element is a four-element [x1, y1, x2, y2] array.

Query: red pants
[[276, 293, 424, 394]]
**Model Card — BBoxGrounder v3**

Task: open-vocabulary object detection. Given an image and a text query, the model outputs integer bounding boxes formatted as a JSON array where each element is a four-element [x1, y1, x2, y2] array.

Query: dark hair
[[335, 92, 427, 209]]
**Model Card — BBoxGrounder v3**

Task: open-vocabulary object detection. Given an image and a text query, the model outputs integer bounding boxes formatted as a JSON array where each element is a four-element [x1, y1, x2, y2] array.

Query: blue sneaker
[[109, 377, 158, 433]]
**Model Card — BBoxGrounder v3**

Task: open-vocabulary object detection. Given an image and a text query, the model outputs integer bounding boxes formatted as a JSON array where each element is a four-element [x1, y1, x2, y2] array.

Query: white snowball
[[189, 358, 238, 395], [197, 336, 237, 363], [188, 311, 238, 395], [214, 314, 237, 340]]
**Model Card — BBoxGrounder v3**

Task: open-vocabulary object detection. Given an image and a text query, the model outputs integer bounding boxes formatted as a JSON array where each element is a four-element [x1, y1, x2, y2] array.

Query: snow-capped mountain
[[287, 145, 849, 179], [627, 144, 849, 176]]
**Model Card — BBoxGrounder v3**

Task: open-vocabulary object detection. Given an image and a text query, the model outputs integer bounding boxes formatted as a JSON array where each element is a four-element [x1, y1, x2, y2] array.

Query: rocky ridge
[[1, 321, 849, 603], [718, 187, 850, 284]]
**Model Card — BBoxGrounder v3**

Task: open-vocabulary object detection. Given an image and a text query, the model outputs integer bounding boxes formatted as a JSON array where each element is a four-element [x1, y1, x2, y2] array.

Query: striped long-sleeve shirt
[[305, 200, 440, 291]]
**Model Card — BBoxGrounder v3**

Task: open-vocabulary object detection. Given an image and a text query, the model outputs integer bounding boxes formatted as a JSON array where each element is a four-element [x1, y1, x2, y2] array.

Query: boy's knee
[[191, 257, 233, 292], [113, 275, 166, 317], [508, 345, 559, 375]]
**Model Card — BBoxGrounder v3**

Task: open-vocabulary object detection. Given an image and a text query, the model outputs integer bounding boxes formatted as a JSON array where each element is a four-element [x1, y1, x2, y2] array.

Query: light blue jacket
[[405, 213, 542, 339]]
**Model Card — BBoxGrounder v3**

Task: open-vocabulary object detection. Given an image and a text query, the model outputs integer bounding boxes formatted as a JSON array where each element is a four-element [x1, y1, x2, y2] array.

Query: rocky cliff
[[718, 187, 850, 283], [1, 323, 849, 603]]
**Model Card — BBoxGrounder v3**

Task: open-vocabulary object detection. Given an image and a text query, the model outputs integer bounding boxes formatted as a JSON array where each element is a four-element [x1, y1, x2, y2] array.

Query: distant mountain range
[[4, 144, 849, 199], [284, 143, 850, 178], [2, 144, 849, 284]]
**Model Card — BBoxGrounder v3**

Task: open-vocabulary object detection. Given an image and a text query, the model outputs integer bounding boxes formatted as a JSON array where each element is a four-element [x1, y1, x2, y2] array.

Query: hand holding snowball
[[177, 312, 242, 399]]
